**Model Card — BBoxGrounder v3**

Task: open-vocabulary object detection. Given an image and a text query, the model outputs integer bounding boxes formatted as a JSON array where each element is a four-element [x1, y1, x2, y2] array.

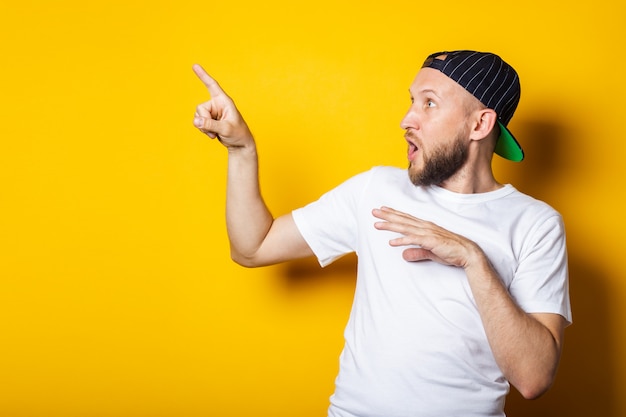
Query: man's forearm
[[225, 144, 274, 264], [465, 253, 564, 399]]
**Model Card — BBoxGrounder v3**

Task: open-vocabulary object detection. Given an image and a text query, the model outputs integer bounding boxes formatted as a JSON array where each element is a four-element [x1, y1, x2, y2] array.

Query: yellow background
[[1, 0, 624, 416]]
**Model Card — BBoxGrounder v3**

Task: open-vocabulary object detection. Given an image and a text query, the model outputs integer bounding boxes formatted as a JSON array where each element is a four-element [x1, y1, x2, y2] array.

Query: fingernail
[[193, 117, 203, 128]]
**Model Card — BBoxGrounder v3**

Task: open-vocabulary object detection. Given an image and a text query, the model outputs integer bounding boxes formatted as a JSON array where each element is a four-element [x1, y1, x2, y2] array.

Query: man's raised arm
[[192, 64, 313, 267]]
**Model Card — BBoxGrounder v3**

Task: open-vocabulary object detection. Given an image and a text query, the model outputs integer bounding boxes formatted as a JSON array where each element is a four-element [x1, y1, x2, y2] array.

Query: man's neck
[[437, 162, 502, 194]]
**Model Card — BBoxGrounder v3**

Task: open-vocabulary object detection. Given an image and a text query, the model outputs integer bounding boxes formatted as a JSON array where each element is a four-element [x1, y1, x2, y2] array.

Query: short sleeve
[[509, 214, 572, 324], [292, 170, 372, 267]]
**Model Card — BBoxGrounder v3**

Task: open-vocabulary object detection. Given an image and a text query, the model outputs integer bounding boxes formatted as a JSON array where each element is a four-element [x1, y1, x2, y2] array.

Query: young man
[[192, 50, 571, 417]]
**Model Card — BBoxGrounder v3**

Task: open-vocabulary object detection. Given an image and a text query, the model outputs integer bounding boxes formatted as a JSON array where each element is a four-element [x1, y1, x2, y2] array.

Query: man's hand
[[192, 64, 254, 149], [372, 206, 482, 268]]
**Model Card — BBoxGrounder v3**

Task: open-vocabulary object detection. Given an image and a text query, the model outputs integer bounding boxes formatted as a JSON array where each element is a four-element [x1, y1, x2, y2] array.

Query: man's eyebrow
[[410, 88, 441, 99]]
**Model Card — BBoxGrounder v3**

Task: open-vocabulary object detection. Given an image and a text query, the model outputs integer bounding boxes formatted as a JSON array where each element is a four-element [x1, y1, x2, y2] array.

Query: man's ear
[[469, 108, 498, 141]]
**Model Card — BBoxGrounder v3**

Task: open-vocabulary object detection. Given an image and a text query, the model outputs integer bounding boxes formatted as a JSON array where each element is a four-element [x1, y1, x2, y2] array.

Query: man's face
[[401, 68, 475, 186]]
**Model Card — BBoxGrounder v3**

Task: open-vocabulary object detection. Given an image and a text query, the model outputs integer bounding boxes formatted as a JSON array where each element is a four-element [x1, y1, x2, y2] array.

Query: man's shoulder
[[507, 186, 560, 212], [362, 165, 408, 183], [337, 166, 408, 190], [501, 186, 564, 229], [369, 165, 406, 175]]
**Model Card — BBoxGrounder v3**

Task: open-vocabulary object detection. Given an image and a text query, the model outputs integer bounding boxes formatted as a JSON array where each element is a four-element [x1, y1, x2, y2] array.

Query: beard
[[408, 133, 469, 187]]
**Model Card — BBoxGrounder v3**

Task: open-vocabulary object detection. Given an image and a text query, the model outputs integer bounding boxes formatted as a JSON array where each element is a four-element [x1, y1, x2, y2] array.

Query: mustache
[[404, 130, 419, 144]]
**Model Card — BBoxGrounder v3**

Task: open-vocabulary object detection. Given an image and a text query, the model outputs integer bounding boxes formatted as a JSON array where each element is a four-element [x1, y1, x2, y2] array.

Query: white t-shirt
[[292, 166, 571, 417]]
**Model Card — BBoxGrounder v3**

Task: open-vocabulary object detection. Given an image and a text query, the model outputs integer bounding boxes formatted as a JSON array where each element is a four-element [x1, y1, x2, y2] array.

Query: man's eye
[[426, 100, 436, 108]]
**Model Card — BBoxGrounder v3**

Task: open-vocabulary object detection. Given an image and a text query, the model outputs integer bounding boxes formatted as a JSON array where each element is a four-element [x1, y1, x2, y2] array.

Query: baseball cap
[[422, 50, 524, 162]]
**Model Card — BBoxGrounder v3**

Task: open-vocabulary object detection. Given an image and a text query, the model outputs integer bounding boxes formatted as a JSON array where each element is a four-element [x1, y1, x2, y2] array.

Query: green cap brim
[[495, 121, 524, 162]]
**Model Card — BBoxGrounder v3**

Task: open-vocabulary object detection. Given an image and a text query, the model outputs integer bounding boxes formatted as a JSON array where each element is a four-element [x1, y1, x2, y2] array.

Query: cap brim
[[495, 121, 524, 162]]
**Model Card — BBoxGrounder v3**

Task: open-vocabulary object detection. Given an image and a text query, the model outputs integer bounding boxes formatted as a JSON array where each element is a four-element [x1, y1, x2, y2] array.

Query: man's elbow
[[230, 246, 277, 268], [230, 251, 262, 268], [514, 372, 556, 400]]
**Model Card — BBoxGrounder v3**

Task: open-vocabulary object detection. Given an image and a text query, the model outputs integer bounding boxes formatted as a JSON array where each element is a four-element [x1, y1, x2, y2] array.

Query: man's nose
[[400, 109, 417, 130]]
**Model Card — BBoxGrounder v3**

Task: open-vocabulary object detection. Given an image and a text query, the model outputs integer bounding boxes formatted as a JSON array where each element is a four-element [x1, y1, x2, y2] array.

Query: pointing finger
[[192, 64, 226, 97]]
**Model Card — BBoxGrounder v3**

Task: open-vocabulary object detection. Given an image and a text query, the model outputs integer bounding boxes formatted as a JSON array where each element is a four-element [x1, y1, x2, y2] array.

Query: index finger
[[373, 207, 417, 221], [192, 64, 225, 97]]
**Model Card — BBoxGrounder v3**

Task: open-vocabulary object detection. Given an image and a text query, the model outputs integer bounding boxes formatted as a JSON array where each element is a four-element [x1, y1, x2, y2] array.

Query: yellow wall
[[1, 1, 623, 416]]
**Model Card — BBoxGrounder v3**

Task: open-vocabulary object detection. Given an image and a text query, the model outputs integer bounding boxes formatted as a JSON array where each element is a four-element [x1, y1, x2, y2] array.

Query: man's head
[[422, 50, 524, 162], [402, 66, 486, 187]]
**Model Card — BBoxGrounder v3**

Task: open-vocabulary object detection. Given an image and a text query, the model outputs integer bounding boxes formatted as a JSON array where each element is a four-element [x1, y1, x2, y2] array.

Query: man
[[192, 50, 571, 417]]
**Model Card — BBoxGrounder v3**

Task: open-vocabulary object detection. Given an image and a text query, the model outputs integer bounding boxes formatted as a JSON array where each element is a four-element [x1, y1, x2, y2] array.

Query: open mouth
[[405, 133, 419, 162]]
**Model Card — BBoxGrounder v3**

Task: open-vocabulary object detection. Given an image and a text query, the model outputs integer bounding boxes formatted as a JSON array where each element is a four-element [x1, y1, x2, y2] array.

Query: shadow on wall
[[503, 119, 616, 416], [282, 253, 357, 291]]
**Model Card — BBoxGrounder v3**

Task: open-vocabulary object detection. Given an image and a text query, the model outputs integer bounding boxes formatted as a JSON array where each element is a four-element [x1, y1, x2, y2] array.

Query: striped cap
[[423, 50, 524, 162]]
